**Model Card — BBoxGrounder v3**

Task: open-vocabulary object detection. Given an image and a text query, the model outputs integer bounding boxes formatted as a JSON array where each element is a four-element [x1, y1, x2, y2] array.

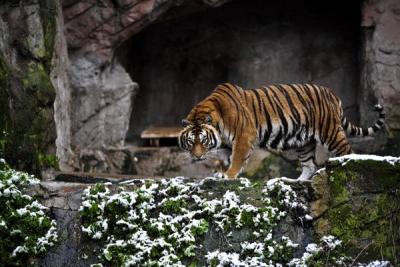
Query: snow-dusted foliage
[[80, 176, 392, 266], [264, 178, 311, 223], [80, 177, 301, 266], [0, 159, 58, 265], [288, 235, 349, 267]]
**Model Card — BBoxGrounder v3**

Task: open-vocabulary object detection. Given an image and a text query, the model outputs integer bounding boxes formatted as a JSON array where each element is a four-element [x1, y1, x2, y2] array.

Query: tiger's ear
[[205, 115, 212, 125], [181, 119, 190, 127]]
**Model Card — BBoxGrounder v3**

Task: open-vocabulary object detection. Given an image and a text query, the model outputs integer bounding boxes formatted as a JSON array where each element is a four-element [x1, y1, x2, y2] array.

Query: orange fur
[[179, 83, 385, 179]]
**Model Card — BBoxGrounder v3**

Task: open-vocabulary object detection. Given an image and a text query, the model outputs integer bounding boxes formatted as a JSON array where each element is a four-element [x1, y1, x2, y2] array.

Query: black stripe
[[259, 89, 273, 136], [377, 120, 384, 126], [335, 141, 350, 155], [269, 88, 289, 136], [262, 87, 279, 115], [343, 119, 349, 129], [220, 84, 243, 139], [300, 145, 315, 155], [250, 90, 263, 140], [362, 128, 368, 136], [372, 125, 379, 132], [218, 85, 242, 115], [300, 155, 314, 163], [311, 85, 326, 139], [300, 85, 316, 132], [209, 97, 223, 115], [277, 85, 300, 123], [255, 89, 272, 146], [246, 90, 262, 139], [270, 127, 283, 149], [327, 125, 340, 146], [330, 137, 346, 152], [209, 131, 217, 149], [288, 84, 309, 112]]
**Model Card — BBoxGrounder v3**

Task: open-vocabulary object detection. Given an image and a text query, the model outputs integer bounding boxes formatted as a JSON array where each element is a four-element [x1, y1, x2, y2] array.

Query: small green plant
[[0, 159, 58, 265], [38, 153, 59, 169]]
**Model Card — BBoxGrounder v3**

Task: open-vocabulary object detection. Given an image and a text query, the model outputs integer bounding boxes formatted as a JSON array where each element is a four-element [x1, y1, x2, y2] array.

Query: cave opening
[[117, 0, 362, 147]]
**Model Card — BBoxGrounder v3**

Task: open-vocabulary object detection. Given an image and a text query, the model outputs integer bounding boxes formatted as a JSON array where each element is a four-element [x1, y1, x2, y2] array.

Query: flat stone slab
[[54, 171, 167, 184]]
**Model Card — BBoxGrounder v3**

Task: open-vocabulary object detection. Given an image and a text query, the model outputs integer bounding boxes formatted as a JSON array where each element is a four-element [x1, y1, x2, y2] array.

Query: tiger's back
[[246, 84, 343, 151], [179, 83, 385, 180]]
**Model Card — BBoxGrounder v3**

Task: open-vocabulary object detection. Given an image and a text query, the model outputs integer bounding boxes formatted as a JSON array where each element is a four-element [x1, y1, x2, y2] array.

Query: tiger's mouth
[[191, 155, 206, 162]]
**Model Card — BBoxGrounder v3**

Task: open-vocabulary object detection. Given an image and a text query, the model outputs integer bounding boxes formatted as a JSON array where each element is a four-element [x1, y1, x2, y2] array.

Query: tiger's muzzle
[[191, 143, 207, 162]]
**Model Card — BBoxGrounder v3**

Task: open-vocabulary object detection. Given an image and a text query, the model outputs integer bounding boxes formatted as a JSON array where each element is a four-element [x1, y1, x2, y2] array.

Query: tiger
[[178, 83, 385, 180]]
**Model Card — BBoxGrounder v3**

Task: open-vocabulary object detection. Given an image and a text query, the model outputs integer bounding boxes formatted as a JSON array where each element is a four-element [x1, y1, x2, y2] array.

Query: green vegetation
[[79, 178, 303, 266], [0, 159, 58, 266], [316, 157, 400, 264]]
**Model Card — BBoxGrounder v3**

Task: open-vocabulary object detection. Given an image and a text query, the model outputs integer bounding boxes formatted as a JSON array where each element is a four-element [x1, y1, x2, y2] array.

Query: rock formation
[[1, 0, 400, 175], [29, 155, 399, 266], [0, 0, 60, 174]]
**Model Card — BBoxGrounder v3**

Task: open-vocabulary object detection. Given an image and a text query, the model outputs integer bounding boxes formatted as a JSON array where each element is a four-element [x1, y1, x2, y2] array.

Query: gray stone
[[69, 55, 138, 149], [52, 1, 74, 172], [33, 156, 400, 265], [33, 178, 313, 266], [311, 157, 400, 263], [58, 0, 400, 173], [30, 182, 97, 266], [361, 0, 400, 150]]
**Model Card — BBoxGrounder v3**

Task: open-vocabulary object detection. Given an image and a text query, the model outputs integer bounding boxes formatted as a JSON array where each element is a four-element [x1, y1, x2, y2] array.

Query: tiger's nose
[[192, 144, 204, 159]]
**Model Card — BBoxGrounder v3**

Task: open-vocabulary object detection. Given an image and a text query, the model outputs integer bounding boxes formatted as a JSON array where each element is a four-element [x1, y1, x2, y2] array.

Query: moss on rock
[[0, 1, 58, 174], [312, 156, 400, 264]]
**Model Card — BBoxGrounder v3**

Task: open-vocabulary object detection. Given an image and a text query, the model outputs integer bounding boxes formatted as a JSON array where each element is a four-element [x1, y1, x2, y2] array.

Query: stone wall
[[0, 0, 61, 174], [312, 156, 400, 263], [360, 0, 400, 154], [119, 0, 361, 141], [62, 0, 229, 155], [60, 0, 400, 172], [1, 0, 399, 175], [33, 155, 399, 265]]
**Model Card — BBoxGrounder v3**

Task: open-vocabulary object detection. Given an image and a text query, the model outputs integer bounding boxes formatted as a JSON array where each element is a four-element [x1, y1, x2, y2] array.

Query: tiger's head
[[178, 114, 221, 161]]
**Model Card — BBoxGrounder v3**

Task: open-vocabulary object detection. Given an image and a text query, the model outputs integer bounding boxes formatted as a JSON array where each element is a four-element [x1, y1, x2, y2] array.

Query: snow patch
[[330, 154, 400, 166]]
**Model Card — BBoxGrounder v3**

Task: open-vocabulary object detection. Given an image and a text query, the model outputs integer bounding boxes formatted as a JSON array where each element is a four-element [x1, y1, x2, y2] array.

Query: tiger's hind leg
[[297, 142, 318, 180], [327, 127, 353, 156]]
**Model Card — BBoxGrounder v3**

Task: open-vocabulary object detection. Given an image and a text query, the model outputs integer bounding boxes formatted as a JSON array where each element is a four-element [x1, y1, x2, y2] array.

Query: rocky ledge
[[26, 155, 399, 266]]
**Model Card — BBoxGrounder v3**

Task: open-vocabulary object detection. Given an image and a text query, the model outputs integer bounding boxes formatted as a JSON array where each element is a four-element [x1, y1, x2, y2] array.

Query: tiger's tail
[[341, 104, 385, 136]]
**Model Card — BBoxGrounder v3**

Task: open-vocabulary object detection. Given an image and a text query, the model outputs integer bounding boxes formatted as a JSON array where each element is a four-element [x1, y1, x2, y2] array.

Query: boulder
[[29, 154, 399, 266], [312, 155, 400, 264]]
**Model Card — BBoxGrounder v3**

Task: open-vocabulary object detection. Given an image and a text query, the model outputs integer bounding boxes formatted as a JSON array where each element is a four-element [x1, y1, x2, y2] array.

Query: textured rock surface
[[32, 155, 399, 265], [70, 146, 299, 179], [1, 0, 399, 175], [52, 1, 74, 172], [62, 0, 230, 168], [62, 0, 230, 63], [0, 1, 59, 174], [311, 157, 400, 264], [31, 182, 98, 266], [33, 177, 312, 266], [121, 0, 362, 141], [58, 0, 400, 172], [69, 56, 138, 149], [361, 0, 400, 153]]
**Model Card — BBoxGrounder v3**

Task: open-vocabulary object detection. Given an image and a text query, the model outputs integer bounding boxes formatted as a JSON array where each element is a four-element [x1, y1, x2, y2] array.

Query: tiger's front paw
[[213, 172, 228, 179]]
